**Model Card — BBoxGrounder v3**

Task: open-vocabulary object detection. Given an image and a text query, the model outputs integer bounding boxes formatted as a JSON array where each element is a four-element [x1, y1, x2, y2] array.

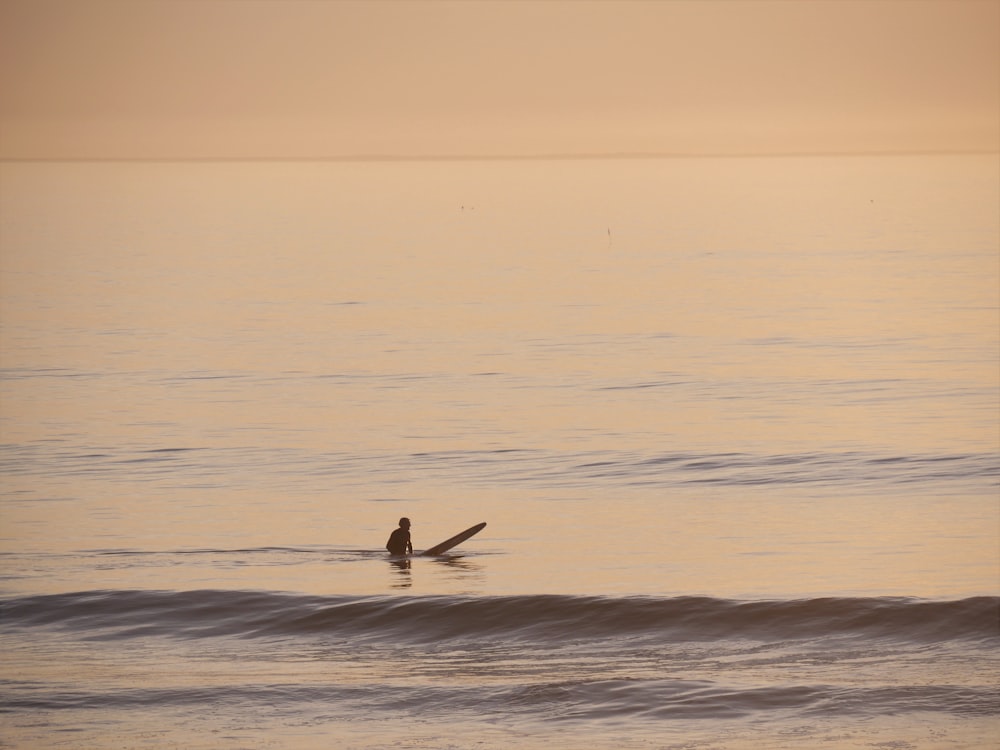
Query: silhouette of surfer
[[386, 517, 413, 555]]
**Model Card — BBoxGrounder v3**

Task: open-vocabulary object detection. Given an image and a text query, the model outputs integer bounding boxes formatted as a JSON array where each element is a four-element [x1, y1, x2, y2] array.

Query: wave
[[3, 679, 996, 720], [2, 591, 995, 644], [2, 442, 996, 490]]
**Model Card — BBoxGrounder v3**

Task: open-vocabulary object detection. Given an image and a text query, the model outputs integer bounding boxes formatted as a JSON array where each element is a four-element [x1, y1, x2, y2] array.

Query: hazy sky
[[1, 0, 997, 158]]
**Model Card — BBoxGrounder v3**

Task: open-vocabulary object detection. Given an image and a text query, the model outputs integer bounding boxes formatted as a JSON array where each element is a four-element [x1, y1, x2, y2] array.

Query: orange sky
[[1, 0, 997, 159]]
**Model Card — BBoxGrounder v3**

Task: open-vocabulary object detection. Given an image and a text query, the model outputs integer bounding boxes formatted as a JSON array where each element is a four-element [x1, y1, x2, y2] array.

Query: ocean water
[[0, 154, 998, 748]]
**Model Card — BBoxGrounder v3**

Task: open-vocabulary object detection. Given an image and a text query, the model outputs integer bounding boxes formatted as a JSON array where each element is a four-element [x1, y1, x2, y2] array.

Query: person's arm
[[406, 536, 413, 554]]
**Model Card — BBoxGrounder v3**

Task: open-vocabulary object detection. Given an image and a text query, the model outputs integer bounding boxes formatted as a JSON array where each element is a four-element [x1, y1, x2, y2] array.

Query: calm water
[[1, 155, 998, 748]]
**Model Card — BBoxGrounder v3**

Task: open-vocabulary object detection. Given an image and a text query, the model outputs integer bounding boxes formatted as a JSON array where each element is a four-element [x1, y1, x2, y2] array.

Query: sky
[[0, 0, 997, 159]]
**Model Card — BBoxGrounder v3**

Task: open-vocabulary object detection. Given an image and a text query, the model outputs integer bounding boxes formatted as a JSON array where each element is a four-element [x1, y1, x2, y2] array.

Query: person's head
[[399, 517, 411, 530]]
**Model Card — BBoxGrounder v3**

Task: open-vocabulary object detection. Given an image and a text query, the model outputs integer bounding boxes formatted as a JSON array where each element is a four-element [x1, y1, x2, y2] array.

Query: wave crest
[[2, 591, 996, 644]]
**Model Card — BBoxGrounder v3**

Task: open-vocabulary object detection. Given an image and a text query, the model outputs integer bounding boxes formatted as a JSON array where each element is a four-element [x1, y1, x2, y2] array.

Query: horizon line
[[3, 148, 998, 164]]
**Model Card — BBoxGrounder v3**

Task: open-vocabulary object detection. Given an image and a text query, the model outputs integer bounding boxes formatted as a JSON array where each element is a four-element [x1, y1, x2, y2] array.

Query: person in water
[[386, 517, 413, 555]]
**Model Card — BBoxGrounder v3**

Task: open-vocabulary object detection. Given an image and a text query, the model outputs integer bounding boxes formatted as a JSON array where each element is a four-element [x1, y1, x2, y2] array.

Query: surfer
[[386, 517, 413, 556]]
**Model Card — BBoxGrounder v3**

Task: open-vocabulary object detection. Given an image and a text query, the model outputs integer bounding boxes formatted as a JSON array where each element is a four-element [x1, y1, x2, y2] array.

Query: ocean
[[1, 154, 998, 748]]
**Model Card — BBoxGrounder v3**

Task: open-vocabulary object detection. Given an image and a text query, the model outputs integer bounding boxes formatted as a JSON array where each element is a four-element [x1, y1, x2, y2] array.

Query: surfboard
[[421, 522, 487, 556]]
